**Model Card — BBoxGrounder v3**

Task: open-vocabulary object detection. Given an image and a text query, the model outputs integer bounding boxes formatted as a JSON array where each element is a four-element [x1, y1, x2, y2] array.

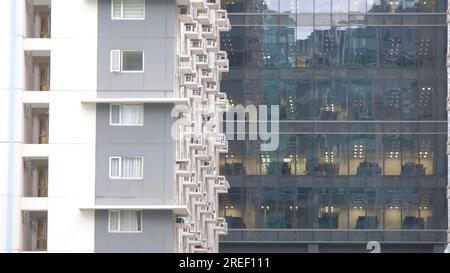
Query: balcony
[[178, 6, 194, 23], [206, 0, 220, 9], [217, 54, 229, 72], [199, 206, 214, 215], [196, 8, 210, 24], [24, 107, 49, 145], [176, 162, 191, 177], [24, 1, 51, 81], [184, 23, 199, 39], [200, 160, 213, 170], [182, 73, 199, 89], [178, 55, 193, 73], [216, 92, 227, 100], [201, 25, 215, 38], [204, 169, 218, 179], [23, 159, 48, 198], [216, 10, 228, 23], [25, 1, 51, 39], [203, 213, 217, 223], [187, 238, 204, 246], [206, 39, 219, 52], [188, 188, 206, 197], [25, 56, 50, 92], [181, 176, 197, 188], [182, 228, 196, 238], [21, 212, 47, 252], [176, 148, 189, 162], [214, 133, 227, 148], [189, 39, 204, 54], [191, 0, 206, 8], [194, 148, 210, 160], [193, 197, 208, 207], [216, 51, 228, 66], [22, 106, 49, 164], [200, 69, 214, 82], [216, 10, 230, 31], [192, 246, 209, 253], [175, 217, 190, 229], [205, 82, 218, 94], [214, 176, 230, 193], [214, 218, 228, 235], [195, 54, 209, 69], [189, 137, 204, 149], [190, 88, 203, 99], [215, 92, 229, 112]]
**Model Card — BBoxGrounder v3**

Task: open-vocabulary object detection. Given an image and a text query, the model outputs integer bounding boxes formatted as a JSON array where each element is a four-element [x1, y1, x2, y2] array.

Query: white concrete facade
[[1, 0, 97, 252]]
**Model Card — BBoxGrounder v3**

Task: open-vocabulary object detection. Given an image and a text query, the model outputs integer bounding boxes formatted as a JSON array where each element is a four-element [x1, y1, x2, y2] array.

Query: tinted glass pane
[[122, 51, 143, 71]]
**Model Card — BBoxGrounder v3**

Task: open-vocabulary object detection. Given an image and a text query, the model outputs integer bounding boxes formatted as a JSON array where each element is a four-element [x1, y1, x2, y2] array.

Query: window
[[112, 0, 145, 20], [110, 50, 144, 72], [110, 104, 144, 126], [109, 156, 143, 179], [109, 210, 142, 232]]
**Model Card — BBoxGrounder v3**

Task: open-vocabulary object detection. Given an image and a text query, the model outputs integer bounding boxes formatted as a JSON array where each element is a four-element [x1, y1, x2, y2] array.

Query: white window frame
[[109, 156, 122, 179], [109, 104, 144, 126], [109, 156, 144, 180], [108, 210, 143, 233], [111, 0, 145, 20], [110, 50, 145, 73]]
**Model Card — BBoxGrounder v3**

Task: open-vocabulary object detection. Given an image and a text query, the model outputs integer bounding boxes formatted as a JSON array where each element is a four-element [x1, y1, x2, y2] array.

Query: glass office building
[[218, 0, 449, 252]]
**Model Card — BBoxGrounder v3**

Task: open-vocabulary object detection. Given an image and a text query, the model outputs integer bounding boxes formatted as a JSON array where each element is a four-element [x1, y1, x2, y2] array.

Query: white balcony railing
[[176, 162, 191, 177], [184, 23, 199, 38], [189, 39, 204, 54], [206, 39, 218, 52]]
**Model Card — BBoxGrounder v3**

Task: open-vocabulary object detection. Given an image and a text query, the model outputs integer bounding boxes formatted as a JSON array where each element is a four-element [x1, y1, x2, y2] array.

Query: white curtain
[[121, 104, 143, 125], [120, 211, 141, 231], [111, 105, 121, 124], [122, 157, 142, 178], [123, 0, 144, 19], [109, 211, 119, 231], [110, 158, 120, 177], [112, 0, 122, 18]]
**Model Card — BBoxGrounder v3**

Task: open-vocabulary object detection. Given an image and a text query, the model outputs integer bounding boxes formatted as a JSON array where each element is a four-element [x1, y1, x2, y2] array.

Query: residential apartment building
[[218, 0, 450, 253], [1, 0, 230, 252]]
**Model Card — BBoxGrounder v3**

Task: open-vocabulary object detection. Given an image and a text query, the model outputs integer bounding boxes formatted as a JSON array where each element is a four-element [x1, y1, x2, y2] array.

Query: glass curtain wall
[[219, 0, 448, 232]]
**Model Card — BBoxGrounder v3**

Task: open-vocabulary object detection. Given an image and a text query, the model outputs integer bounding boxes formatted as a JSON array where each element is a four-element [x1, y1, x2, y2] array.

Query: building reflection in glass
[[219, 0, 448, 235]]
